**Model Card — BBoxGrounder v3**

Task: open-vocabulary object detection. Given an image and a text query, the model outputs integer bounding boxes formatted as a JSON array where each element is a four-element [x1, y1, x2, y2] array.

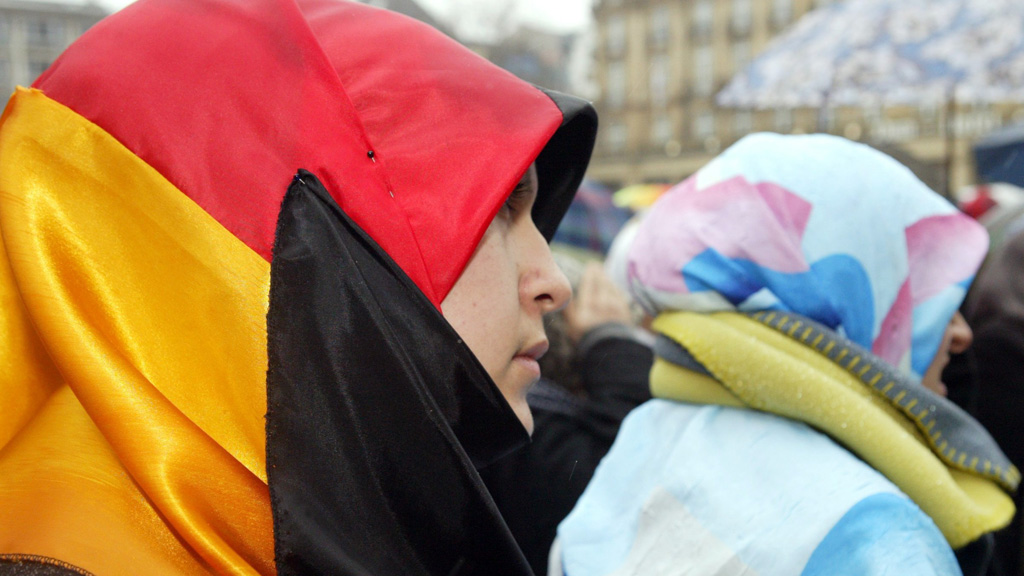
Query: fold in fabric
[[35, 0, 580, 309], [651, 311, 1016, 548], [266, 172, 531, 575], [2, 1, 598, 573], [0, 88, 275, 574], [622, 133, 987, 379]]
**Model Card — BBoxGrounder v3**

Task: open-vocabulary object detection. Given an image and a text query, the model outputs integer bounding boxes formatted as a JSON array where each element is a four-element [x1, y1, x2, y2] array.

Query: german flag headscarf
[[0, 1, 596, 574]]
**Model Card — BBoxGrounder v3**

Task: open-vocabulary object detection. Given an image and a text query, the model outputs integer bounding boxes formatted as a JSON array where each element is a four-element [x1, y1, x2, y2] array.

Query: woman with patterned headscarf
[[556, 133, 1016, 576], [0, 1, 596, 574]]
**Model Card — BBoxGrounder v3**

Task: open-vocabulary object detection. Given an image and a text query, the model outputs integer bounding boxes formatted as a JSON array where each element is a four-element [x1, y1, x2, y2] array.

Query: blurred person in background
[[554, 133, 1017, 576], [0, 0, 597, 574], [482, 254, 654, 576], [945, 226, 1024, 576]]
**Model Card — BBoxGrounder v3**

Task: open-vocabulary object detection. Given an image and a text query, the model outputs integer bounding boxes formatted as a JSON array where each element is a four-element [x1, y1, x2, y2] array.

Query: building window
[[606, 120, 627, 152], [606, 61, 626, 108], [774, 108, 793, 132], [952, 108, 1000, 138], [862, 105, 882, 126], [694, 0, 713, 34], [694, 111, 715, 139], [918, 102, 939, 134], [650, 5, 669, 48], [694, 46, 714, 96], [772, 0, 792, 26], [27, 19, 62, 47], [874, 118, 920, 143], [607, 15, 625, 57], [651, 114, 673, 144], [733, 40, 751, 73], [28, 58, 50, 80], [731, 0, 752, 35], [649, 54, 668, 106], [734, 110, 753, 136], [821, 107, 836, 132]]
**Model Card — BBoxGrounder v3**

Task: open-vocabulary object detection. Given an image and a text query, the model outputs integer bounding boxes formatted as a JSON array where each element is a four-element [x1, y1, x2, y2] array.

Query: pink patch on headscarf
[[872, 279, 913, 366], [906, 213, 988, 305], [629, 175, 812, 294]]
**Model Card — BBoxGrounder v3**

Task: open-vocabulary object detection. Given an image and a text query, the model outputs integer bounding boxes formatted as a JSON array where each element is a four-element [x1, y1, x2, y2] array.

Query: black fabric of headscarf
[[266, 171, 533, 576]]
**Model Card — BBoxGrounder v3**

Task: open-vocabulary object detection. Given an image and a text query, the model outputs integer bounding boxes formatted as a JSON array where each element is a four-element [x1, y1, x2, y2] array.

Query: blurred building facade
[[0, 0, 106, 94], [485, 25, 574, 94], [588, 0, 1024, 193], [357, 0, 577, 95], [360, 0, 450, 35]]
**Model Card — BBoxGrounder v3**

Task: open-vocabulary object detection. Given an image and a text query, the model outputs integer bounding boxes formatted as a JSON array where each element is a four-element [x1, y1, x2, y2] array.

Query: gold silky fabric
[[651, 311, 1016, 549], [0, 89, 275, 575]]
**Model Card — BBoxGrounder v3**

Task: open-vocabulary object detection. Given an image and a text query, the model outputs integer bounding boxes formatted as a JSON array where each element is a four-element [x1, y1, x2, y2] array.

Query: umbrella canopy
[[718, 0, 1024, 109], [974, 121, 1024, 188], [553, 179, 633, 255]]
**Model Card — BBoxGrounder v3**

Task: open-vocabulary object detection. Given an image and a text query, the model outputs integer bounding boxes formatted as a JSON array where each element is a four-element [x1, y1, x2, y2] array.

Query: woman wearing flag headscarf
[[0, 1, 595, 574], [555, 133, 1017, 576]]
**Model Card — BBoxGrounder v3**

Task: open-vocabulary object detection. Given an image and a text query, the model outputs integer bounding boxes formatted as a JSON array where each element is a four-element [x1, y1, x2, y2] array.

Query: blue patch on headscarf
[[683, 248, 874, 349]]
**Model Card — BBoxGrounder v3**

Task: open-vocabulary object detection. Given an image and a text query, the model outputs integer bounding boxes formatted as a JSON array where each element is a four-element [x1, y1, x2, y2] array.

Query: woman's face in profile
[[921, 311, 973, 396], [440, 164, 572, 433]]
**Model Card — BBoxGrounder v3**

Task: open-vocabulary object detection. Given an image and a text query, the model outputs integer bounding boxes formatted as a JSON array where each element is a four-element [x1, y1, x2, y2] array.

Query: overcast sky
[[419, 0, 593, 34], [93, 0, 594, 37]]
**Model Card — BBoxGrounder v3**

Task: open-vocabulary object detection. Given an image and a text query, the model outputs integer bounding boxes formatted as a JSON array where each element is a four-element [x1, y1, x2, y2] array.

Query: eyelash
[[504, 185, 530, 216], [503, 197, 518, 215]]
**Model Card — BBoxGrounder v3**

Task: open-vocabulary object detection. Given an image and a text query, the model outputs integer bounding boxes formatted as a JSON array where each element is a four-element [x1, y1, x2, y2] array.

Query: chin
[[512, 401, 535, 435]]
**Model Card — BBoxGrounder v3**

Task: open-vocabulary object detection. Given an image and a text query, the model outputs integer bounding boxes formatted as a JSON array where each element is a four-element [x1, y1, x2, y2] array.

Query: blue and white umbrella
[[718, 0, 1024, 109]]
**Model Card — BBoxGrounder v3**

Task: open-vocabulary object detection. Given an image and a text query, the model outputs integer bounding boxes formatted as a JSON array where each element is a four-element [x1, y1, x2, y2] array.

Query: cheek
[[441, 227, 522, 378]]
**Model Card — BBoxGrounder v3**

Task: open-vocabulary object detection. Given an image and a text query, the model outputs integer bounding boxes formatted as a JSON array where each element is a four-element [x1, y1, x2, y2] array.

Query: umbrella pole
[[943, 87, 957, 199], [817, 90, 831, 133]]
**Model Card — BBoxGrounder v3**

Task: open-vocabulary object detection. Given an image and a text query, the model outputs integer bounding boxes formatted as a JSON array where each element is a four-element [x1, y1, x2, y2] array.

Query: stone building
[[0, 0, 106, 94], [360, 0, 450, 35], [588, 0, 1024, 193]]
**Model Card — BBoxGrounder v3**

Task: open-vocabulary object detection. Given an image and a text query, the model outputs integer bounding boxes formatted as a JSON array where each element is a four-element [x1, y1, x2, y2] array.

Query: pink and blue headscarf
[[623, 133, 988, 378]]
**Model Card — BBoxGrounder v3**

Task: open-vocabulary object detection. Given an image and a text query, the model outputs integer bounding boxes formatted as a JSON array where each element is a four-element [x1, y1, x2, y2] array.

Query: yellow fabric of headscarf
[[651, 310, 1016, 549], [0, 89, 274, 575]]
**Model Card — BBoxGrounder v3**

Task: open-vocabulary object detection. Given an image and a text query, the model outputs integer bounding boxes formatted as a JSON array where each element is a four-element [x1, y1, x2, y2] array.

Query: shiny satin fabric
[[1, 1, 598, 572], [0, 89, 275, 574], [266, 172, 530, 575], [33, 0, 586, 309]]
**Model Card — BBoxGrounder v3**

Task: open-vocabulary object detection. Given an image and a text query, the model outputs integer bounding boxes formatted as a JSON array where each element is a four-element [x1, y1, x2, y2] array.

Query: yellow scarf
[[0, 89, 274, 574], [652, 310, 1017, 549]]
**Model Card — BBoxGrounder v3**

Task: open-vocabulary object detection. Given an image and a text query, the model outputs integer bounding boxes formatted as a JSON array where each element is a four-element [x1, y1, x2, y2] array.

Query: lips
[[513, 340, 549, 380], [519, 340, 550, 362]]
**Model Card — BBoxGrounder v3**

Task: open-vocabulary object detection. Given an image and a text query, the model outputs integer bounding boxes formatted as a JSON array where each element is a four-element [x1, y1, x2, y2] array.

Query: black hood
[[266, 172, 533, 575]]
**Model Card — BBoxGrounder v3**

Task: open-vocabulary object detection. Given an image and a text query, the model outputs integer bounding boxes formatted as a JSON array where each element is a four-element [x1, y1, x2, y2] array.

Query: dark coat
[[947, 228, 1024, 576], [482, 326, 654, 575]]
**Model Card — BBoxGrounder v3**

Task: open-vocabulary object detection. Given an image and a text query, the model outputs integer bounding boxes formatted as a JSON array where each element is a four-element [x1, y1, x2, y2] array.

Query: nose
[[520, 226, 572, 315], [947, 311, 973, 355]]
